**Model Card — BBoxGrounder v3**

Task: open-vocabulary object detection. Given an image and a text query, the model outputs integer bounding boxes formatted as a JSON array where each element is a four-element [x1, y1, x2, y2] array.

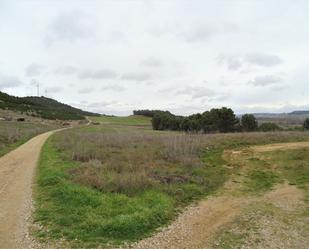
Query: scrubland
[[0, 121, 59, 157], [34, 116, 309, 248]]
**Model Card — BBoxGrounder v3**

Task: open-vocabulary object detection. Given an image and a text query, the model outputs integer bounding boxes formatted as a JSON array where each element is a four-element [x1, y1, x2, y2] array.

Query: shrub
[[303, 118, 309, 130], [258, 122, 281, 132]]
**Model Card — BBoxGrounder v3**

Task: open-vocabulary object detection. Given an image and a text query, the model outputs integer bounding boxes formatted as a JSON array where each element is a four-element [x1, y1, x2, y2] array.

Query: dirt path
[[0, 131, 56, 249], [0, 134, 307, 249], [251, 141, 309, 153], [131, 141, 309, 249]]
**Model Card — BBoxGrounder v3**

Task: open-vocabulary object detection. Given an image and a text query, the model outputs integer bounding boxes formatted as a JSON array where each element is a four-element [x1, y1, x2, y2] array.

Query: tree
[[241, 114, 258, 132], [209, 107, 239, 133], [180, 117, 190, 132], [304, 118, 309, 130]]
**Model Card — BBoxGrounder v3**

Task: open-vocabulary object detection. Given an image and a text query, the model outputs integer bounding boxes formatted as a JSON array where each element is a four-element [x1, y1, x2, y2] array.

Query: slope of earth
[[0, 91, 99, 120]]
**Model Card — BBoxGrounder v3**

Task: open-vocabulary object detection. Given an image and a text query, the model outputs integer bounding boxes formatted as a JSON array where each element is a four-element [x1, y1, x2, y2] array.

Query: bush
[[303, 118, 309, 130], [258, 122, 281, 132]]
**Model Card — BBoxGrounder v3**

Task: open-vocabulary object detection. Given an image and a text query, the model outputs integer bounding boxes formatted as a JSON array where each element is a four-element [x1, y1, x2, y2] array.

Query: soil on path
[[0, 131, 56, 249]]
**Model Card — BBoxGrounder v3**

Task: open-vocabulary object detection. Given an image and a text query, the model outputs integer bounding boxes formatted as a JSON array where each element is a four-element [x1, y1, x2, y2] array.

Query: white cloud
[[176, 86, 216, 99], [78, 69, 117, 80], [101, 84, 125, 92], [0, 0, 308, 115], [248, 75, 282, 86], [78, 87, 96, 94], [121, 72, 152, 82]]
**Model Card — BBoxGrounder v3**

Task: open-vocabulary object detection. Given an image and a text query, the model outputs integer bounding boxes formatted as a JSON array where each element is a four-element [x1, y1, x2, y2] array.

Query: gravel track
[[0, 131, 56, 249]]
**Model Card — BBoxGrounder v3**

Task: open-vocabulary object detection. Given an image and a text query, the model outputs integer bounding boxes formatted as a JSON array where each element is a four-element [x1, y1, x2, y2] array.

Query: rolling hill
[[0, 91, 99, 120]]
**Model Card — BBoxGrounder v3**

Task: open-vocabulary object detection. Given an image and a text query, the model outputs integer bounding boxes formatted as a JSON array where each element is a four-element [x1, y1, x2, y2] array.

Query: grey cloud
[[270, 85, 288, 91], [78, 69, 117, 80], [248, 75, 282, 86], [219, 53, 283, 71], [87, 100, 118, 108], [179, 22, 238, 42], [78, 87, 96, 94], [217, 55, 242, 71], [47, 86, 63, 93], [25, 63, 46, 77], [121, 72, 152, 82], [177, 86, 216, 99], [141, 57, 163, 68], [54, 66, 79, 75], [245, 54, 283, 67], [109, 30, 127, 42], [101, 84, 125, 92], [0, 75, 22, 89], [44, 11, 95, 46]]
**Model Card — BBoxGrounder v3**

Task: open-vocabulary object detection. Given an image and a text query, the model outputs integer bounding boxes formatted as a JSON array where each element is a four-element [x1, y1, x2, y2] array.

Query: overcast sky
[[1, 0, 309, 115]]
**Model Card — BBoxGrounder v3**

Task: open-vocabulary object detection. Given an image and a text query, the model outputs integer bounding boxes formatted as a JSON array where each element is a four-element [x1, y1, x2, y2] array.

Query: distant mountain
[[289, 110, 309, 115], [0, 91, 99, 120]]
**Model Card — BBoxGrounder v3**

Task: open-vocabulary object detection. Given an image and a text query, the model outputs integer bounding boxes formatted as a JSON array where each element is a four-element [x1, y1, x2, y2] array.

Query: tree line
[[135, 108, 254, 133], [133, 108, 291, 133]]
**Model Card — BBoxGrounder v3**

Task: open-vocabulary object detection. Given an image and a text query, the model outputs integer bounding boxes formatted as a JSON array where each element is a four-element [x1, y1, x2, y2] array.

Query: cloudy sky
[[1, 0, 309, 115]]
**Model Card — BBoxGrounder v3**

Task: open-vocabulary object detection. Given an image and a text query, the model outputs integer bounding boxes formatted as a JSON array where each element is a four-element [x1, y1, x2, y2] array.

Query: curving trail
[[0, 131, 56, 249], [132, 141, 309, 249], [0, 133, 308, 249]]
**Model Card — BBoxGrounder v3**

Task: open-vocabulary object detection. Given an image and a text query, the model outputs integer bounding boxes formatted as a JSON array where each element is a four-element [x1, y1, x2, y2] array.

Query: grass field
[[0, 121, 59, 157], [34, 115, 309, 248], [90, 115, 151, 126]]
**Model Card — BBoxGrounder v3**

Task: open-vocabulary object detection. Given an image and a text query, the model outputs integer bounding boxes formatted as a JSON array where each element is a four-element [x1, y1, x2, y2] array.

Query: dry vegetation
[[54, 129, 309, 197], [34, 116, 309, 247], [0, 120, 59, 156], [55, 131, 205, 197]]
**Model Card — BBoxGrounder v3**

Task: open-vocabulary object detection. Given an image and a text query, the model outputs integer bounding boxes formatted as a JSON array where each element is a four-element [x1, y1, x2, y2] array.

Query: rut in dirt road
[[0, 131, 56, 249]]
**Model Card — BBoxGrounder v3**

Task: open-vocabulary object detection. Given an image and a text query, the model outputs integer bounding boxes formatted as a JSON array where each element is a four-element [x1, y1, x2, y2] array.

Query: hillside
[[0, 91, 98, 120], [289, 110, 309, 115]]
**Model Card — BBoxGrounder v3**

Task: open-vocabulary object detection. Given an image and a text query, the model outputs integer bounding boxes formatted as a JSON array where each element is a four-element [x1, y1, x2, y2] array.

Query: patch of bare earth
[[251, 141, 309, 153]]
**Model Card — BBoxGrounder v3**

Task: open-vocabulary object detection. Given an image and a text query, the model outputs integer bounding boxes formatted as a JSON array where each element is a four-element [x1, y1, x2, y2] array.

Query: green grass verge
[[34, 137, 227, 247], [267, 148, 309, 203], [35, 138, 175, 247]]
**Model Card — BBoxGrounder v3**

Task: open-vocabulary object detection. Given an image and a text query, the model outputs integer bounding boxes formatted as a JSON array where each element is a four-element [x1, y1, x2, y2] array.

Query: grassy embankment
[[34, 115, 309, 248], [0, 121, 59, 157]]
